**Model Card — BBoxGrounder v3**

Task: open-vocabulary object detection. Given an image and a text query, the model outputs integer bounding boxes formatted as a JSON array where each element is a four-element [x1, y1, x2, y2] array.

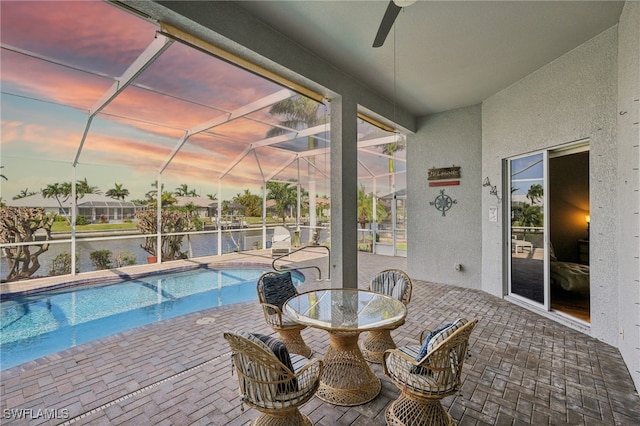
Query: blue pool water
[[0, 268, 302, 370]]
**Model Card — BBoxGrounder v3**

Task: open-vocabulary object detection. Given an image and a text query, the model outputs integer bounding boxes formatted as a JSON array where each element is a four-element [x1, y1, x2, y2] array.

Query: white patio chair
[[271, 226, 291, 257]]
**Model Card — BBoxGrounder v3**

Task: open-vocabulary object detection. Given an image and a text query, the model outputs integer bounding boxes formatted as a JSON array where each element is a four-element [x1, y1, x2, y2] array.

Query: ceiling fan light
[[393, 0, 416, 7]]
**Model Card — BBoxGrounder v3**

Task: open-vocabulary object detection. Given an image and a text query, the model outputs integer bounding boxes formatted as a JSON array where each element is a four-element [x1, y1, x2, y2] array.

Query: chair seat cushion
[[273, 354, 317, 403], [252, 333, 299, 393], [411, 318, 468, 374], [386, 346, 456, 395], [262, 272, 297, 310], [370, 271, 409, 301]]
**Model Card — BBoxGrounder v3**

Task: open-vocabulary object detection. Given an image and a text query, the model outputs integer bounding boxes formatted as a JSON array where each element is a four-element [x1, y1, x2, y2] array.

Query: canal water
[[1, 228, 325, 281]]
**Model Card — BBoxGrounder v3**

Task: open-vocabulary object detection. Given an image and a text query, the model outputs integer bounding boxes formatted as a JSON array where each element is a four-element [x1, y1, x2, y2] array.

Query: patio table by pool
[[284, 288, 407, 406]]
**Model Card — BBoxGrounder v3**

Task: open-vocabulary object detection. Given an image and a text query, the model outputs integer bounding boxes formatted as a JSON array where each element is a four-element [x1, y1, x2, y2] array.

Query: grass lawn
[[52, 222, 138, 232]]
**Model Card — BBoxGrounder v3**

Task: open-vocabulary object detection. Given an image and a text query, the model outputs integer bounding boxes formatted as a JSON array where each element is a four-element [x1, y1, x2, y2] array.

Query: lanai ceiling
[[236, 1, 625, 116]]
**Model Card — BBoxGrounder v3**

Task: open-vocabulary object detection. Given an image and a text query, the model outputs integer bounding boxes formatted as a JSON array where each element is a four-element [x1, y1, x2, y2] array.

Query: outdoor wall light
[[483, 177, 501, 202]]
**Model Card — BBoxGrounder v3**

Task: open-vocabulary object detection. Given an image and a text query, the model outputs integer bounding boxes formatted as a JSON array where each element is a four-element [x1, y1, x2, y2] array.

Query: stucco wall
[[482, 27, 619, 342], [616, 0, 640, 393], [408, 105, 482, 288]]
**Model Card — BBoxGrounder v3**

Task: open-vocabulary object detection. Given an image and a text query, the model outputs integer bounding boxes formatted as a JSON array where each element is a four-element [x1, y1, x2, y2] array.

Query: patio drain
[[59, 352, 231, 425], [196, 317, 216, 325]]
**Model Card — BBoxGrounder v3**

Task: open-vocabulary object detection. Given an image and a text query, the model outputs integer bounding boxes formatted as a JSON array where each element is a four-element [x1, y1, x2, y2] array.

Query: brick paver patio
[[1, 252, 638, 425]]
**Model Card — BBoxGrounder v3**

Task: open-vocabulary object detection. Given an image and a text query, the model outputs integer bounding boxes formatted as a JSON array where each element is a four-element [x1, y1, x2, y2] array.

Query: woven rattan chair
[[359, 269, 412, 363], [383, 319, 478, 426], [224, 331, 322, 426], [257, 271, 313, 357]]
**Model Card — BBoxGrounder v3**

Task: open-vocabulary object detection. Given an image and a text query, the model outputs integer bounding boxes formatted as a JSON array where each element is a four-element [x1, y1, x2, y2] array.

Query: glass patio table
[[283, 288, 407, 406]]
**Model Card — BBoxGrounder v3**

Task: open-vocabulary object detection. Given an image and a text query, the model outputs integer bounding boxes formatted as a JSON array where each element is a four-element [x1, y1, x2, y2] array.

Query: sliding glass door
[[508, 152, 547, 307], [507, 143, 590, 322]]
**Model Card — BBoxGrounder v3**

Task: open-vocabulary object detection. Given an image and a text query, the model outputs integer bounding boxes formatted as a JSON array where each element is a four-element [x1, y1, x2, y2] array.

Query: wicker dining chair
[[224, 331, 322, 426], [383, 318, 478, 426], [359, 269, 412, 363], [257, 271, 313, 357]]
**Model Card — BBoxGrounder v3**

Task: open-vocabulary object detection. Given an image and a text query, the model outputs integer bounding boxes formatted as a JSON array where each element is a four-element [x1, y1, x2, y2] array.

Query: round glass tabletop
[[283, 288, 407, 332]]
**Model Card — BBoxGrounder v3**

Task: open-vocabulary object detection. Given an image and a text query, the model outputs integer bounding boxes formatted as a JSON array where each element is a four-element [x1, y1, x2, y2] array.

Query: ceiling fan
[[372, 0, 416, 48]]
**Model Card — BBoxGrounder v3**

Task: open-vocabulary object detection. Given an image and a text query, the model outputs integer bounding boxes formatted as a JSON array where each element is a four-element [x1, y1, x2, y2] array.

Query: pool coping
[[0, 248, 328, 300]]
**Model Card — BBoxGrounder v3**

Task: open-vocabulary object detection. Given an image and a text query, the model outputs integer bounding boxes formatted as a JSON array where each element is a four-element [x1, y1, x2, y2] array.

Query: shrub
[[90, 249, 113, 270], [114, 250, 137, 267], [75, 215, 89, 225], [135, 208, 195, 260], [49, 253, 78, 276], [0, 207, 57, 281]]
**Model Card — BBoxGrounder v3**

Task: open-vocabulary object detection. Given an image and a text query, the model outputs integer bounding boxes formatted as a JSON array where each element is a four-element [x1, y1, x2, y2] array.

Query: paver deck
[[1, 252, 638, 425]]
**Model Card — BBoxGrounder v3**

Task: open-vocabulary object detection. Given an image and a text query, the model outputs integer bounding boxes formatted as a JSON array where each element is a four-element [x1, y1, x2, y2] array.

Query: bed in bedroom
[[550, 260, 590, 295]]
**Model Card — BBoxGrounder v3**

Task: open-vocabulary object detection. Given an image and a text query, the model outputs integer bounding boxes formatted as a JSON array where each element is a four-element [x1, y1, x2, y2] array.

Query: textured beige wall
[[407, 105, 483, 288], [482, 26, 619, 339], [616, 0, 640, 392]]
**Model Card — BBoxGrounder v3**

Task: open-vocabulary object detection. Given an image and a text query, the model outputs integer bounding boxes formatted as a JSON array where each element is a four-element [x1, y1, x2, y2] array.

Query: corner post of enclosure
[[156, 174, 162, 264], [262, 183, 267, 249], [296, 160, 301, 233], [372, 176, 377, 254], [71, 167, 77, 275], [217, 178, 222, 256]]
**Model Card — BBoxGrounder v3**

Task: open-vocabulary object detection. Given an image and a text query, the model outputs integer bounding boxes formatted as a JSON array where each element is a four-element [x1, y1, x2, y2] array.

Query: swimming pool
[[0, 267, 302, 370]]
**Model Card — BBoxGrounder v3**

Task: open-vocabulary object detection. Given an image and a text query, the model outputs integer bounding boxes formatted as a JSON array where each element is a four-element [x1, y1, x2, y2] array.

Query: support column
[[330, 95, 358, 289]]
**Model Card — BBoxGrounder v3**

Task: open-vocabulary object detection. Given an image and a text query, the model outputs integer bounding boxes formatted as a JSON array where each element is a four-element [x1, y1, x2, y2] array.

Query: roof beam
[[74, 34, 174, 165], [160, 88, 295, 173]]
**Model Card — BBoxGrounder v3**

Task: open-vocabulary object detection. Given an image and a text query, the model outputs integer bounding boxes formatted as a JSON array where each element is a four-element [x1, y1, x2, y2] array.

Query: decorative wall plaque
[[430, 189, 457, 216], [428, 166, 460, 180]]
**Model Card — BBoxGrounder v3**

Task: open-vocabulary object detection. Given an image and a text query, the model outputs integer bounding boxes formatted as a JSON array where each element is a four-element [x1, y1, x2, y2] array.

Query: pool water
[[0, 268, 302, 370]]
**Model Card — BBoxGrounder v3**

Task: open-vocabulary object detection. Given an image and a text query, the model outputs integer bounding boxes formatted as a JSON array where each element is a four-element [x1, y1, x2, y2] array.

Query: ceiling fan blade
[[373, 1, 402, 48]]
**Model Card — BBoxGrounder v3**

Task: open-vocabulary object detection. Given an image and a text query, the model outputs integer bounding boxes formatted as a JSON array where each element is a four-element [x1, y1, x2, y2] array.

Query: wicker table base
[[315, 331, 381, 406], [359, 329, 396, 364], [253, 409, 312, 426], [385, 393, 455, 426], [278, 326, 313, 358]]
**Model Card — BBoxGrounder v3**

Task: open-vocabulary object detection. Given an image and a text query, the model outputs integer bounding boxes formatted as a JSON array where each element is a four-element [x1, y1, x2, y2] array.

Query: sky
[[0, 0, 403, 204]]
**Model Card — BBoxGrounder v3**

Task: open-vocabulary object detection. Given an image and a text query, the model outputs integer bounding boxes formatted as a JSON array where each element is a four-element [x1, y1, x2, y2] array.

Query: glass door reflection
[[509, 153, 545, 305]]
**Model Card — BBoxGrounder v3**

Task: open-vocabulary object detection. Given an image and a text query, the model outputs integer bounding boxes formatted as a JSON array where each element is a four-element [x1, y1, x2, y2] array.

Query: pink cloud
[[1, 52, 113, 109], [1, 1, 157, 77], [1, 1, 334, 198]]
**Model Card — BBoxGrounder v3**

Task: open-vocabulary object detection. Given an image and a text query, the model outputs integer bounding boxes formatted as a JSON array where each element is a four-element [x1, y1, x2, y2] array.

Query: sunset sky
[[0, 0, 404, 204]]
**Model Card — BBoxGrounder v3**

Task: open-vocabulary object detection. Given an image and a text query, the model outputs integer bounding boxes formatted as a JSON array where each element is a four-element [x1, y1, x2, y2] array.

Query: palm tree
[[174, 184, 199, 197], [42, 179, 100, 223], [357, 185, 387, 242], [145, 181, 165, 205], [42, 182, 71, 223], [12, 189, 37, 200], [206, 193, 217, 200], [233, 189, 262, 217], [105, 183, 130, 201], [0, 166, 7, 181], [382, 137, 406, 193], [160, 191, 177, 207], [76, 178, 101, 197], [526, 183, 543, 205], [266, 181, 298, 224], [146, 181, 162, 199], [267, 95, 322, 228]]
